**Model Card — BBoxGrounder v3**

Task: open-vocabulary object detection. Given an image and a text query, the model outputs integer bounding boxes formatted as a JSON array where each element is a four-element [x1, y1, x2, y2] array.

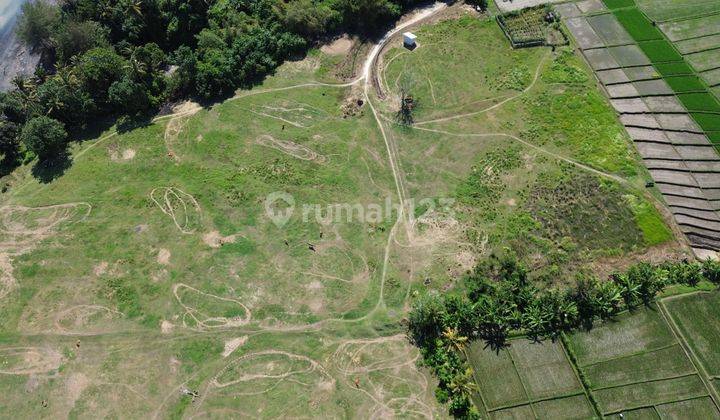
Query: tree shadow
[[0, 154, 22, 180], [117, 114, 153, 134], [31, 153, 72, 183]]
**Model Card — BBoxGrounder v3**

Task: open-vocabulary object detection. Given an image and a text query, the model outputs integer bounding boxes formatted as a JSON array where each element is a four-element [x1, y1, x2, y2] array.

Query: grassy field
[[382, 16, 675, 283], [0, 5, 689, 418], [0, 37, 449, 417]]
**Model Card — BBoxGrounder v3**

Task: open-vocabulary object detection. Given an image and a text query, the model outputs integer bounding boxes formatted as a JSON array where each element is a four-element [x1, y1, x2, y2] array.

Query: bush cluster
[[407, 254, 720, 418]]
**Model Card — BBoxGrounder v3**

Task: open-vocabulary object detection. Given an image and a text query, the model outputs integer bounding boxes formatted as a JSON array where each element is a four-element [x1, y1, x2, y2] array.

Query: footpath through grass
[[603, 0, 720, 147]]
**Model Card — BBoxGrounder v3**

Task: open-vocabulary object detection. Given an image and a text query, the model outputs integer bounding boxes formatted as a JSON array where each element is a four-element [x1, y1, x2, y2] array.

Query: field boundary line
[[602, 394, 714, 416], [591, 372, 700, 391], [659, 289, 712, 303], [578, 342, 681, 368], [506, 347, 539, 419], [560, 333, 603, 418], [466, 352, 493, 418], [656, 9, 720, 24], [486, 391, 586, 413], [657, 298, 720, 412]]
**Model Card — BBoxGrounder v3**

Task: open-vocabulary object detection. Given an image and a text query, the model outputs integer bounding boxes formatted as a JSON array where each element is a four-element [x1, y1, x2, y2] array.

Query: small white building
[[403, 32, 417, 48]]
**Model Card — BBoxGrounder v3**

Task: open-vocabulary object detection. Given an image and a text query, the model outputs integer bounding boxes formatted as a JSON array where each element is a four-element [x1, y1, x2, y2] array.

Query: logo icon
[[264, 191, 295, 228]]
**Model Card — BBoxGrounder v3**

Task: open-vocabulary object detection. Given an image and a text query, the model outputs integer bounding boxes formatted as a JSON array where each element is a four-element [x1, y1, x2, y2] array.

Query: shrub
[[20, 116, 67, 161]]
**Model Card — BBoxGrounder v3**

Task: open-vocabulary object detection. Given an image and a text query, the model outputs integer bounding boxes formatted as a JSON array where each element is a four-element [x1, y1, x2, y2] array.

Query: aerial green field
[[382, 15, 674, 282], [0, 3, 692, 418], [565, 304, 720, 416], [467, 338, 594, 418], [663, 293, 720, 378]]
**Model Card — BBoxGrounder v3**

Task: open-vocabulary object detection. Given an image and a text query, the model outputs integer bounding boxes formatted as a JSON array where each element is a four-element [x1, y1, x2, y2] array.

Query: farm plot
[[646, 4, 720, 98], [498, 6, 567, 48], [601, 0, 720, 151], [467, 338, 594, 418], [663, 292, 720, 379], [566, 304, 720, 416], [637, 0, 720, 22]]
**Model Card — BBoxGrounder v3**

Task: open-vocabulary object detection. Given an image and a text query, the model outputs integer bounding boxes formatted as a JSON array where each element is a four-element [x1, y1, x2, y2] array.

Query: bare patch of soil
[[256, 135, 326, 163], [202, 231, 238, 248], [591, 242, 692, 280], [0, 347, 62, 375], [157, 248, 171, 265], [222, 336, 248, 358], [93, 261, 108, 276], [160, 320, 175, 334], [321, 36, 354, 55], [65, 373, 89, 408]]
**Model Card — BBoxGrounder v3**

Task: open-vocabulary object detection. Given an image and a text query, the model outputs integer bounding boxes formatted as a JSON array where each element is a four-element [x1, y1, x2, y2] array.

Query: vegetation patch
[[664, 292, 720, 376], [593, 375, 708, 414], [638, 40, 683, 62], [497, 6, 567, 49]]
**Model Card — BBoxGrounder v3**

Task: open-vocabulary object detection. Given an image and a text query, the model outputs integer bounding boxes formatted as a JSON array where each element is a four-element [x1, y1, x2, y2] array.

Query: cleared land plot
[[593, 375, 709, 414], [675, 34, 720, 55], [621, 406, 661, 419], [467, 341, 528, 410], [659, 14, 720, 42], [585, 48, 621, 70], [663, 292, 720, 376], [656, 396, 720, 417], [566, 305, 677, 366], [578, 0, 607, 14], [609, 44, 652, 67], [508, 339, 583, 400], [532, 394, 596, 419], [490, 404, 534, 419], [685, 49, 720, 72], [581, 344, 695, 389], [467, 339, 588, 412], [637, 0, 720, 22], [587, 13, 634, 45], [565, 17, 605, 49]]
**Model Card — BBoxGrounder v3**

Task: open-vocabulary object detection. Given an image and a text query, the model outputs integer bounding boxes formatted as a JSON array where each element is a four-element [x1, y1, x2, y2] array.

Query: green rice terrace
[[0, 0, 719, 418]]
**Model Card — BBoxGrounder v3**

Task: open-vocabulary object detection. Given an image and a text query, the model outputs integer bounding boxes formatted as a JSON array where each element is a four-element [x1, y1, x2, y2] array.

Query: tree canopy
[[4, 0, 438, 171]]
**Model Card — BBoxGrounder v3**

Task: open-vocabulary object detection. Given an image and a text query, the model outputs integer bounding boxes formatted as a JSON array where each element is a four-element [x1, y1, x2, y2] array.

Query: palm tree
[[522, 304, 548, 340], [442, 327, 469, 354], [449, 367, 478, 398], [593, 281, 622, 319], [614, 273, 641, 309]]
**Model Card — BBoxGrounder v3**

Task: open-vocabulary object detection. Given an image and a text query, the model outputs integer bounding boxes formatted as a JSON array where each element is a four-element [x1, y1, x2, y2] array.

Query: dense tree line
[[407, 255, 720, 418], [1, 0, 445, 171]]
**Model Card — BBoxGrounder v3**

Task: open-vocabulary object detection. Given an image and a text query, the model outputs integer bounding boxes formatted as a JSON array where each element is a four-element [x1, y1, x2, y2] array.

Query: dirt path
[[414, 50, 550, 126], [149, 187, 201, 234]]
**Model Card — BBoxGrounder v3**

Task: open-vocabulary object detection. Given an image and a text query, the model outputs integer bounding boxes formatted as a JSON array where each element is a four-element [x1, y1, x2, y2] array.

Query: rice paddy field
[[466, 296, 720, 418], [600, 0, 720, 145]]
